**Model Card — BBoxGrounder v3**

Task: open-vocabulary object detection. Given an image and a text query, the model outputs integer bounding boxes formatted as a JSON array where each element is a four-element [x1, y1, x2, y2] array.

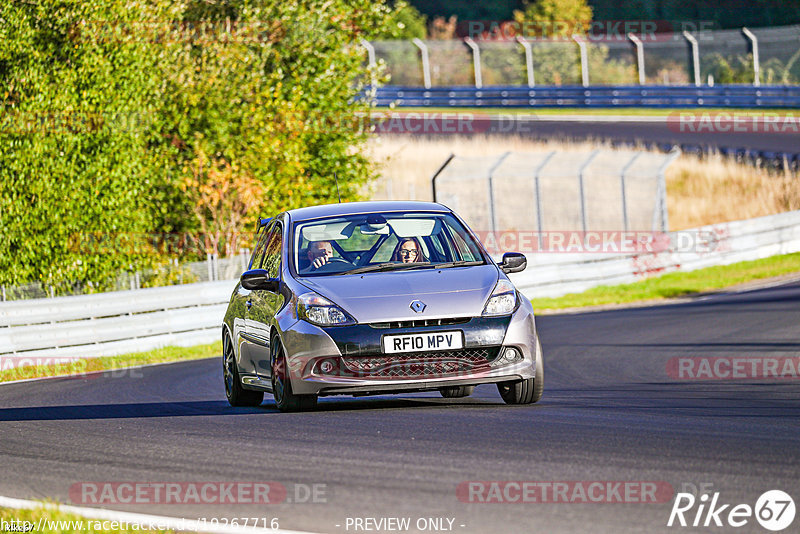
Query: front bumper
[[279, 304, 540, 397]]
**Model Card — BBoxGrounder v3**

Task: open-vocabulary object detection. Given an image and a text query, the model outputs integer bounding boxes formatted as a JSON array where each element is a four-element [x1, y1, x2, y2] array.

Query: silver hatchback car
[[222, 201, 543, 412]]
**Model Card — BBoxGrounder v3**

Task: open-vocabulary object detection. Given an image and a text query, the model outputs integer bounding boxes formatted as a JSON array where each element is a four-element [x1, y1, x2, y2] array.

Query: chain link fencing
[[372, 148, 680, 239], [368, 24, 800, 87]]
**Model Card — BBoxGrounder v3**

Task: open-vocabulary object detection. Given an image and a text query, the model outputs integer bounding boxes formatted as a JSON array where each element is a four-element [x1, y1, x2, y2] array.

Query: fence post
[[207, 253, 214, 282], [487, 152, 512, 236], [532, 151, 557, 234], [464, 37, 483, 89], [1, 285, 5, 302], [412, 38, 432, 89], [572, 35, 589, 87], [430, 153, 455, 203], [741, 27, 761, 87], [577, 150, 600, 234], [360, 39, 378, 94], [516, 36, 535, 87], [619, 153, 642, 232], [628, 33, 646, 85], [654, 148, 681, 232], [683, 31, 701, 87]]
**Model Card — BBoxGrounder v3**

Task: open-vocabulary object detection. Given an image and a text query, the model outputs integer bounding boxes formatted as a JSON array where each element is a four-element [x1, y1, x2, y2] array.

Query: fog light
[[319, 360, 336, 374], [502, 347, 520, 363]]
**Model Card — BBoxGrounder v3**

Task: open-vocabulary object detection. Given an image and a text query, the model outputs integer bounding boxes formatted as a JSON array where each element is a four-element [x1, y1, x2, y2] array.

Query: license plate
[[382, 331, 464, 354]]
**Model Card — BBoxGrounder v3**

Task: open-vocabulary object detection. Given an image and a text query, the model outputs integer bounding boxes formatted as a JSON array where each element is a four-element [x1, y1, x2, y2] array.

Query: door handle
[[246, 300, 253, 310]]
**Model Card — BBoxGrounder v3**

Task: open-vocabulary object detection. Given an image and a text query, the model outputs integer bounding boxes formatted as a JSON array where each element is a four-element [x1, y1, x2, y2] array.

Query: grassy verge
[[0, 342, 220, 383], [376, 107, 797, 117], [0, 505, 173, 533], [531, 252, 800, 311]]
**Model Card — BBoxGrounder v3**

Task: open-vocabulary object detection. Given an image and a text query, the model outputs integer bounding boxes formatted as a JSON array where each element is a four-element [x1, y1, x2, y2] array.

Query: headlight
[[482, 279, 518, 316], [297, 292, 355, 326]]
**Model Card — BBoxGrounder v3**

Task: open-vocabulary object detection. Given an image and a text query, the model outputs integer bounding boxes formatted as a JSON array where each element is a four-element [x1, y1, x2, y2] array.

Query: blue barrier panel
[[372, 85, 800, 108]]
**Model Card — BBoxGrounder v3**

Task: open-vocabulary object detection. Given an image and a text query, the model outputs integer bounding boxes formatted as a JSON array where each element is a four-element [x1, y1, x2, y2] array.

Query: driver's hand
[[312, 256, 328, 269]]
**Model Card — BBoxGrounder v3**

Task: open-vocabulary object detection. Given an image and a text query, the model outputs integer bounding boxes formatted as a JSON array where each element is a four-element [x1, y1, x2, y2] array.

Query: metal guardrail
[[374, 85, 800, 108], [0, 281, 233, 361], [507, 210, 800, 299], [2, 211, 799, 362]]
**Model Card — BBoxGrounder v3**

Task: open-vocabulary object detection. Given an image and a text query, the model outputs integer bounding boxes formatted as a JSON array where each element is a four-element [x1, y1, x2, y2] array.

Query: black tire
[[271, 336, 317, 412], [223, 333, 264, 407], [498, 341, 544, 405], [439, 385, 475, 398]]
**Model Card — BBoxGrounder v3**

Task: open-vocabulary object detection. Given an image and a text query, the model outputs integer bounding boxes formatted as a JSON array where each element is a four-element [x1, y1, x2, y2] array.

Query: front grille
[[337, 347, 500, 379], [369, 317, 471, 329]]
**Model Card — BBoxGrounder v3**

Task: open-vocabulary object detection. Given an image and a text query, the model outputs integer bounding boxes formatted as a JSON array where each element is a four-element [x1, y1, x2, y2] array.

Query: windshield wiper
[[339, 260, 483, 275], [338, 263, 417, 275], [429, 260, 484, 269]]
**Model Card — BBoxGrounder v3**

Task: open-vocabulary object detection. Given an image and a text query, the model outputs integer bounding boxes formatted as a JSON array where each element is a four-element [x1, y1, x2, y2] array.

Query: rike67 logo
[[668, 490, 795, 531]]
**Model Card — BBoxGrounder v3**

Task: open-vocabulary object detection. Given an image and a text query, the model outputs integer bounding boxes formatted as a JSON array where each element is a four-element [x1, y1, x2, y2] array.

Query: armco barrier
[[374, 85, 800, 108], [0, 281, 233, 361], [508, 210, 800, 299]]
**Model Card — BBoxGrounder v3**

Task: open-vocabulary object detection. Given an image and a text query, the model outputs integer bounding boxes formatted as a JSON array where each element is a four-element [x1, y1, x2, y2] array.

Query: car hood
[[297, 265, 500, 323]]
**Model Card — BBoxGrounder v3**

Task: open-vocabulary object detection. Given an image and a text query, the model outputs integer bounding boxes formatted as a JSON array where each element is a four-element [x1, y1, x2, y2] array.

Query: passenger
[[391, 238, 426, 263]]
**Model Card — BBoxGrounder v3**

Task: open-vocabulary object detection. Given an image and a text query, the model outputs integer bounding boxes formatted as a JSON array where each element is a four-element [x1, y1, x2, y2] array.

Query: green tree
[[0, 0, 399, 291], [374, 1, 427, 40], [513, 0, 593, 38]]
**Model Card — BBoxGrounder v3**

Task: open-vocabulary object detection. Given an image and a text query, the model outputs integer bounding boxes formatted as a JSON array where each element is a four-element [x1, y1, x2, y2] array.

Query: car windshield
[[292, 211, 486, 276]]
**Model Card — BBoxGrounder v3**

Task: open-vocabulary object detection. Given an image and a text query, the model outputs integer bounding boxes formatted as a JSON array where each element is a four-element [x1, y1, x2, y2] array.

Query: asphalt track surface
[[1, 281, 799, 533], [440, 117, 800, 154]]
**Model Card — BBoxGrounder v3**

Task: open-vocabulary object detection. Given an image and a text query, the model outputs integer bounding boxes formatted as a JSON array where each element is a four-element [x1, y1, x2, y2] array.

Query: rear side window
[[262, 223, 282, 278], [249, 223, 272, 269]]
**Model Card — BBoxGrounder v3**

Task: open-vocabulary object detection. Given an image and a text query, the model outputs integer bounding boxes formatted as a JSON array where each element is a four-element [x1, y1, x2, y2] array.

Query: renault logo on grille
[[410, 300, 426, 313]]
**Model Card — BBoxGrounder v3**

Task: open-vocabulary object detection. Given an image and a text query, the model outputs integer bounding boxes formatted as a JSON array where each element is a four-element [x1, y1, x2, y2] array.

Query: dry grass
[[666, 155, 800, 229], [365, 135, 800, 230]]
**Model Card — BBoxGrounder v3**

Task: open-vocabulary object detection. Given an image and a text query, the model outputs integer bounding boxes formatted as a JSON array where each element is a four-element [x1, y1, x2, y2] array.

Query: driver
[[307, 240, 333, 270]]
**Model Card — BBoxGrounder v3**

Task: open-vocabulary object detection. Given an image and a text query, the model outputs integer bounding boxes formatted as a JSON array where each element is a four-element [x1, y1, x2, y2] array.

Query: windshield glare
[[293, 212, 486, 276]]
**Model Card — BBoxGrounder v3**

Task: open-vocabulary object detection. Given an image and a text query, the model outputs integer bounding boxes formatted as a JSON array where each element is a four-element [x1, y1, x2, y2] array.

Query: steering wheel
[[310, 257, 354, 273]]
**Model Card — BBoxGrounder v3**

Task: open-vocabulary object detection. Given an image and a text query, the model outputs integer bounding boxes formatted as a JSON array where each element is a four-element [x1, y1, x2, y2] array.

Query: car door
[[237, 222, 272, 376], [245, 220, 285, 379]]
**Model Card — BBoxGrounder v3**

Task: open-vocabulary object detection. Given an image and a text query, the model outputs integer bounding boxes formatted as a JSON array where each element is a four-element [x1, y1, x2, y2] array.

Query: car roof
[[285, 201, 452, 223]]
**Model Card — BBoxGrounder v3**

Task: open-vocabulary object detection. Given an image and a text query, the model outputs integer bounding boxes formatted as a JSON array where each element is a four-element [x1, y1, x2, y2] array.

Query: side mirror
[[499, 252, 527, 274], [241, 269, 279, 292]]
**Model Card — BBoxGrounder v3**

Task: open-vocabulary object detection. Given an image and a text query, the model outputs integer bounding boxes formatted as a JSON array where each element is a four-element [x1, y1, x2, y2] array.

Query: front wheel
[[223, 333, 264, 407], [498, 341, 544, 405], [271, 336, 317, 412]]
